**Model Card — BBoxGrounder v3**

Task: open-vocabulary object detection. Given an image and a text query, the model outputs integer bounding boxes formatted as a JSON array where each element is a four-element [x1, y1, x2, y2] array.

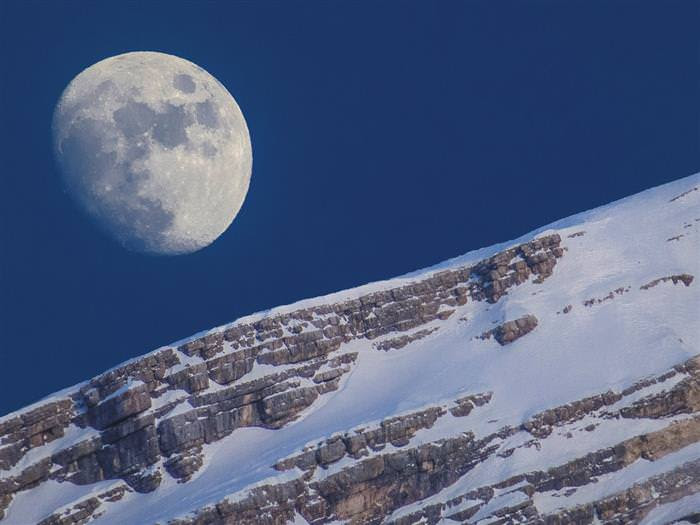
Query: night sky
[[1, 0, 698, 416]]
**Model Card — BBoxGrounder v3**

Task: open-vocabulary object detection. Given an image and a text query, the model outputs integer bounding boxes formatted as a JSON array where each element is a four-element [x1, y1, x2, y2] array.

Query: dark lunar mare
[[113, 102, 157, 138], [56, 116, 175, 254], [114, 100, 193, 150], [173, 74, 196, 94], [195, 100, 219, 129], [151, 103, 192, 148]]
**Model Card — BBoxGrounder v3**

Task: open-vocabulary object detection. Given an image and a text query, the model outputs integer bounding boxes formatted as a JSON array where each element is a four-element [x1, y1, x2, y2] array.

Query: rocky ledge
[[0, 234, 564, 521], [163, 355, 700, 525]]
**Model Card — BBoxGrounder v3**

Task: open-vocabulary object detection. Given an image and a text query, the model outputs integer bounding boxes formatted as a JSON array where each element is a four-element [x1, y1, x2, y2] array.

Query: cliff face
[[1, 175, 699, 525]]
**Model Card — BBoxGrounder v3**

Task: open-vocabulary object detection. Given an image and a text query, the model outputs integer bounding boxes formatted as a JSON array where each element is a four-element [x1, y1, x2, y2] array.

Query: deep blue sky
[[1, 0, 698, 415]]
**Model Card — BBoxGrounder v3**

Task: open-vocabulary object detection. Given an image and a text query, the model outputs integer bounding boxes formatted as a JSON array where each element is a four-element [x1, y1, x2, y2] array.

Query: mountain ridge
[[1, 173, 698, 525]]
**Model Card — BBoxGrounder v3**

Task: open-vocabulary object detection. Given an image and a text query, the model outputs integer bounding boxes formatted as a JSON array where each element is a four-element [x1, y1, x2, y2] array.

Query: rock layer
[[0, 234, 564, 521]]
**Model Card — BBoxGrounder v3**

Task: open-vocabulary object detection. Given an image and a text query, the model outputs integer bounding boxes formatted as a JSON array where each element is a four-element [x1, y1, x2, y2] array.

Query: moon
[[52, 51, 252, 255]]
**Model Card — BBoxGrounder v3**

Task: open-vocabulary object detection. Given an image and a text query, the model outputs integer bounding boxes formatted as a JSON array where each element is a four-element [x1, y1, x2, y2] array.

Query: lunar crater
[[53, 52, 252, 255]]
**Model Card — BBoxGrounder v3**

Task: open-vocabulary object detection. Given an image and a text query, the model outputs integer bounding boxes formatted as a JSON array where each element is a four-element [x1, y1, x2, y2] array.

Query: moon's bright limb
[[52, 52, 252, 255]]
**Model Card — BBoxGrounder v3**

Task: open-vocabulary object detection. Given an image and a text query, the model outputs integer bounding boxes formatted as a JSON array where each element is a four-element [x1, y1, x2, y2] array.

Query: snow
[[2, 173, 699, 524], [640, 492, 700, 525], [386, 412, 695, 522], [3, 424, 101, 478], [533, 442, 700, 514], [442, 497, 482, 517], [150, 387, 192, 419], [471, 490, 529, 522], [604, 370, 689, 411], [2, 478, 120, 525], [99, 379, 145, 403], [290, 512, 310, 524], [0, 383, 84, 426]]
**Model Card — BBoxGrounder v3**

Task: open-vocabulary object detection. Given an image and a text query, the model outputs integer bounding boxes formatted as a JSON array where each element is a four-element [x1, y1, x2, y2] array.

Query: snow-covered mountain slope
[[1, 174, 699, 525]]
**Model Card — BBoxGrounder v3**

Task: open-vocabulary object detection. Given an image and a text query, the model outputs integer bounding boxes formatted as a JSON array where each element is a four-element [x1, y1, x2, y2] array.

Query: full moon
[[52, 51, 252, 255]]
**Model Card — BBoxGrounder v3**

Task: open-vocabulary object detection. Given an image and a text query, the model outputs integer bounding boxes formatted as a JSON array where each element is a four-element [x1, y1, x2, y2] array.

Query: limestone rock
[[480, 314, 539, 346], [88, 384, 152, 430]]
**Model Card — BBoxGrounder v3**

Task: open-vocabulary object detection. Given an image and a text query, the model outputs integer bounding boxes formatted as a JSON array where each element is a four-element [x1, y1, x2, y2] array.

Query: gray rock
[[89, 384, 152, 430]]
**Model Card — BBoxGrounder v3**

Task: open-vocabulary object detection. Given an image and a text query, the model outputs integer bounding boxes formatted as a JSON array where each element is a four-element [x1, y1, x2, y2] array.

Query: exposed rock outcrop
[[0, 400, 73, 471], [374, 327, 440, 351], [0, 234, 565, 519], [669, 186, 698, 202], [274, 406, 449, 473], [479, 314, 539, 345], [154, 353, 700, 524], [167, 399, 700, 525], [640, 274, 694, 290]]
